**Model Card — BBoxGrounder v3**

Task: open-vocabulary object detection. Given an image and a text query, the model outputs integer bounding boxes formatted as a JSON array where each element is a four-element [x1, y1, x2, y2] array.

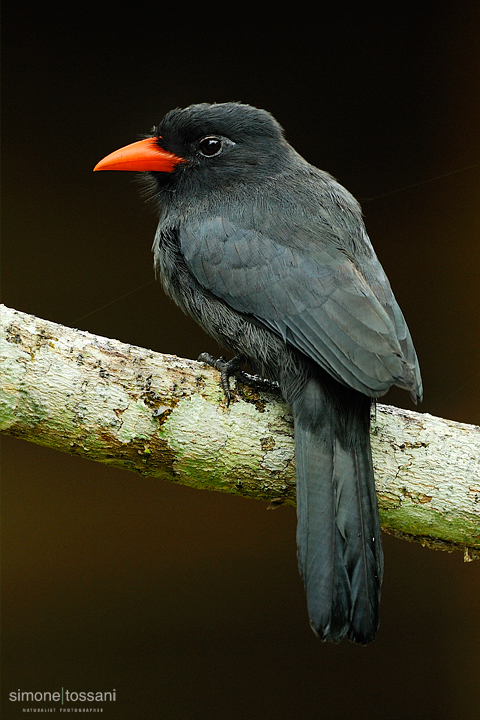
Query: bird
[[94, 102, 422, 644]]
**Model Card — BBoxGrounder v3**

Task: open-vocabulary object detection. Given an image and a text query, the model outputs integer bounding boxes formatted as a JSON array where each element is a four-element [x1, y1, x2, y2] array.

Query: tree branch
[[1, 304, 479, 558]]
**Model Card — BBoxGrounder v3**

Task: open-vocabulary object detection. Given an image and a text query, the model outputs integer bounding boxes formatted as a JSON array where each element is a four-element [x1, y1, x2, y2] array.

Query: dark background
[[2, 4, 480, 718]]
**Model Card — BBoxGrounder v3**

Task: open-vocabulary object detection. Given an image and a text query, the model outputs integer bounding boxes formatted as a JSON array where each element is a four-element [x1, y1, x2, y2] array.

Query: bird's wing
[[179, 216, 419, 397]]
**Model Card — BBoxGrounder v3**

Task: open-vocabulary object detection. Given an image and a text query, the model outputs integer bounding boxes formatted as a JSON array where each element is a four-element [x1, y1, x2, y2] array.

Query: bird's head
[[94, 102, 291, 202]]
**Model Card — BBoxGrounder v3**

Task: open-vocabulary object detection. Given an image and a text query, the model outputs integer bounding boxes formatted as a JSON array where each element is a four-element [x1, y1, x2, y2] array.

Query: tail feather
[[293, 377, 383, 644]]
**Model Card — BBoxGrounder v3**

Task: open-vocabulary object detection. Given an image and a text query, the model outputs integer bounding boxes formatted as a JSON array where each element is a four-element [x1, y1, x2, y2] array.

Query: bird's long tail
[[292, 376, 383, 644]]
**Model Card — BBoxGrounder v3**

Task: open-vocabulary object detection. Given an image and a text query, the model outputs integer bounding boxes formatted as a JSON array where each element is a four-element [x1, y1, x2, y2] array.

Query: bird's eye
[[198, 136, 223, 157]]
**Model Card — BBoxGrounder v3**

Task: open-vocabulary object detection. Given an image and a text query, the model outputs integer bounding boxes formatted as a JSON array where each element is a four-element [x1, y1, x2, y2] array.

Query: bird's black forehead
[[156, 102, 284, 145]]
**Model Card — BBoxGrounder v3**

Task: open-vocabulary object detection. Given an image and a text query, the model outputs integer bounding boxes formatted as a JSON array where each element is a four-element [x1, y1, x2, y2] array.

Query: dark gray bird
[[94, 102, 422, 644]]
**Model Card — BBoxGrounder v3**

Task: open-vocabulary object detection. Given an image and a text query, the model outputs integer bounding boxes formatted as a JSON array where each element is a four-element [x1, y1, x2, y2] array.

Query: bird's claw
[[198, 353, 244, 405], [198, 352, 280, 404]]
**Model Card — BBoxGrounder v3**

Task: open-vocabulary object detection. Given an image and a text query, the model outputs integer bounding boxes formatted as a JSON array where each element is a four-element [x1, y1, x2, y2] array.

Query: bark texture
[[1, 304, 479, 558]]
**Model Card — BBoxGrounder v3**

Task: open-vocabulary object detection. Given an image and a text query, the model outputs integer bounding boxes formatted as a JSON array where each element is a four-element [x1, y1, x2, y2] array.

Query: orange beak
[[93, 137, 184, 173]]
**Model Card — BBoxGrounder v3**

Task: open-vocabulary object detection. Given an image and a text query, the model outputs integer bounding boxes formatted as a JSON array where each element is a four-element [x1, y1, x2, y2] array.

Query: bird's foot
[[233, 370, 280, 395], [198, 353, 243, 405], [198, 353, 280, 405]]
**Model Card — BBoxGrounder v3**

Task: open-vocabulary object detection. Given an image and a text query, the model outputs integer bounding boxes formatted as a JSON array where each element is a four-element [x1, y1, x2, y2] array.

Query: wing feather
[[180, 216, 420, 397]]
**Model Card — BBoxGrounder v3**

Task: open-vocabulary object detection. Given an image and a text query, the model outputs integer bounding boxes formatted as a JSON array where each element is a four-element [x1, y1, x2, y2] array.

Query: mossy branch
[[1, 304, 479, 558]]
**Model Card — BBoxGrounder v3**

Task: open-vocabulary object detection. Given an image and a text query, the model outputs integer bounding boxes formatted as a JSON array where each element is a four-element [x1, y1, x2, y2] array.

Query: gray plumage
[[140, 102, 422, 643]]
